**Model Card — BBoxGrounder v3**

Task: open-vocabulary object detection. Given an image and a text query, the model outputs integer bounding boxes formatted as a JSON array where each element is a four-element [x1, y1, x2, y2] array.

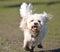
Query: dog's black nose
[[34, 23, 38, 25]]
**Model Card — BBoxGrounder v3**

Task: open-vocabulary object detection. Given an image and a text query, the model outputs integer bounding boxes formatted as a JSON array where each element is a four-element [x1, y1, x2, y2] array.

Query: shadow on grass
[[35, 48, 60, 52], [3, 1, 60, 8], [32, 1, 60, 6]]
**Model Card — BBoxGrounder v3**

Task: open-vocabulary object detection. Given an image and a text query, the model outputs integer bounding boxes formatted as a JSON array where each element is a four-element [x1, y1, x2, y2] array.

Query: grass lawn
[[0, 0, 60, 52]]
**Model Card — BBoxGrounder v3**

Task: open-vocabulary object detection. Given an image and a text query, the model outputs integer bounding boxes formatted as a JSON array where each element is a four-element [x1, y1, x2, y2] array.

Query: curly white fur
[[20, 3, 32, 18], [19, 2, 51, 51]]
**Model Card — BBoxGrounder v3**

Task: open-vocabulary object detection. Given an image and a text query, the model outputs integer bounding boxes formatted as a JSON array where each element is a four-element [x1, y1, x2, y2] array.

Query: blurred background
[[0, 0, 60, 52]]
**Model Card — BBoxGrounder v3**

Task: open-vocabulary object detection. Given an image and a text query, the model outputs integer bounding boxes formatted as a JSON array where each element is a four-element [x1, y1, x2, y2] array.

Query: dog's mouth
[[32, 25, 38, 31], [31, 25, 40, 37]]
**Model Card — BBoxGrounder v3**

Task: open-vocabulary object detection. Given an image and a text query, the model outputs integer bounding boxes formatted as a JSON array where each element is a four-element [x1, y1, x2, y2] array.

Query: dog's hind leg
[[37, 43, 43, 48]]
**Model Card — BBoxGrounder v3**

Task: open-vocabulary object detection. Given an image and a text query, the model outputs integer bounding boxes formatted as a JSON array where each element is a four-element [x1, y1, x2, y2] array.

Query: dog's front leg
[[23, 40, 30, 51], [23, 40, 27, 49], [30, 46, 35, 52]]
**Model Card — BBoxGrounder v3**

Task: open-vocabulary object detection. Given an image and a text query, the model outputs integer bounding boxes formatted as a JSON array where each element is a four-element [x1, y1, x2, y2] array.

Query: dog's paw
[[23, 45, 30, 51], [25, 46, 30, 51], [37, 44, 43, 48]]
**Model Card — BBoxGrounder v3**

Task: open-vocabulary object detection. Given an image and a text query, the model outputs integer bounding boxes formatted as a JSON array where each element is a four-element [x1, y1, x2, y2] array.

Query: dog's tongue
[[32, 26, 38, 30], [34, 26, 37, 29]]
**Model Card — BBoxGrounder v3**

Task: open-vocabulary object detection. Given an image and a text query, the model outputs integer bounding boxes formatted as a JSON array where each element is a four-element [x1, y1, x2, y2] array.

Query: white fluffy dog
[[19, 3, 51, 52]]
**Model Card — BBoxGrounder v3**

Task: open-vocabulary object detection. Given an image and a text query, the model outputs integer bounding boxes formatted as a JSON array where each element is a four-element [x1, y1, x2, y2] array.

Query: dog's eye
[[38, 20, 41, 23], [31, 20, 34, 22]]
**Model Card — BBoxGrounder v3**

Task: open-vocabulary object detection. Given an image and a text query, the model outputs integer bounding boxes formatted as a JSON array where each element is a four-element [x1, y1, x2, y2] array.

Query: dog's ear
[[43, 12, 52, 22], [19, 18, 27, 31]]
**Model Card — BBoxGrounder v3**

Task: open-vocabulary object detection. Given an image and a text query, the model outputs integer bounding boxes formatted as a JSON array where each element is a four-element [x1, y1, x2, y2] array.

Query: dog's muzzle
[[32, 22, 39, 31]]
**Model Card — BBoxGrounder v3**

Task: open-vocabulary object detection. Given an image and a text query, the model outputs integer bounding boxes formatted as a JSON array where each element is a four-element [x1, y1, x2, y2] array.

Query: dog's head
[[27, 14, 41, 34], [27, 12, 51, 34]]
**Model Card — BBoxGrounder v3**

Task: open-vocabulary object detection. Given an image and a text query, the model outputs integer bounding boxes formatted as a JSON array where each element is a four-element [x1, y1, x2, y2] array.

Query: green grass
[[0, 0, 60, 52]]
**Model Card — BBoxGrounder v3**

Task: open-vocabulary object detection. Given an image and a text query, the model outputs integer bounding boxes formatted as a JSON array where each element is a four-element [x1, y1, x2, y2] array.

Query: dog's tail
[[20, 3, 32, 18]]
